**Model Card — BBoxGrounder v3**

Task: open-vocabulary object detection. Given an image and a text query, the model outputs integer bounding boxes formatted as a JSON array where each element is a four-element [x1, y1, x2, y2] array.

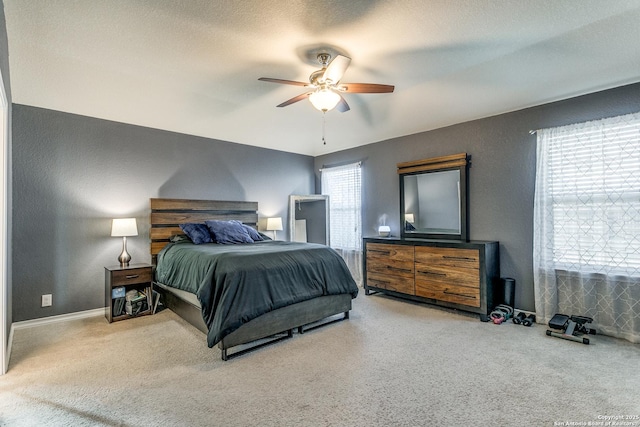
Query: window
[[321, 162, 362, 251], [535, 112, 640, 276], [533, 111, 640, 343], [321, 162, 362, 284]]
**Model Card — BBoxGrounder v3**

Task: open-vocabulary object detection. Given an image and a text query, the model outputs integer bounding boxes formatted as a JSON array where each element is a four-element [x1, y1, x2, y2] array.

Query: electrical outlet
[[42, 294, 52, 307]]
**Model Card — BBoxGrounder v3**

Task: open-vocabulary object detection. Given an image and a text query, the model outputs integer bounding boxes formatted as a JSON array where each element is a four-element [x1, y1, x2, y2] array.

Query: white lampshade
[[266, 217, 283, 231], [111, 218, 138, 237], [266, 217, 283, 241], [309, 88, 341, 112], [405, 213, 415, 223]]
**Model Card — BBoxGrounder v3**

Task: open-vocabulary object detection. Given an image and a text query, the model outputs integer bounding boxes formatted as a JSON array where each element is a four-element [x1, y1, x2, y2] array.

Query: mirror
[[398, 153, 469, 241], [289, 195, 329, 245]]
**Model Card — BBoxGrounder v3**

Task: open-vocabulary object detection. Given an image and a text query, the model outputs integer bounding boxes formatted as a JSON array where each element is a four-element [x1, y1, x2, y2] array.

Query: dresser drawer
[[367, 271, 415, 295], [415, 246, 479, 269], [363, 237, 499, 315], [414, 263, 479, 287], [415, 280, 480, 307], [111, 267, 152, 286], [366, 243, 414, 278], [415, 246, 479, 287]]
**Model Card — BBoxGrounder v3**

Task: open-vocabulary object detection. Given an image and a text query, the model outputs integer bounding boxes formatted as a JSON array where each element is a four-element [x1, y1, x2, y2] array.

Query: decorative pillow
[[205, 220, 254, 244], [230, 220, 263, 242], [179, 223, 213, 245]]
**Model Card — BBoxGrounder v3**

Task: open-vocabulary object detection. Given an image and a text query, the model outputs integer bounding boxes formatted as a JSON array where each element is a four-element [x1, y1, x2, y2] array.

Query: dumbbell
[[512, 311, 527, 325], [522, 314, 536, 327]]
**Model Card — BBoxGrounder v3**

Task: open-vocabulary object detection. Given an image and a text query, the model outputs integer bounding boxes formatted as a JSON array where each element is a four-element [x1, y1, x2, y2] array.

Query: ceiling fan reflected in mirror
[[259, 53, 394, 113]]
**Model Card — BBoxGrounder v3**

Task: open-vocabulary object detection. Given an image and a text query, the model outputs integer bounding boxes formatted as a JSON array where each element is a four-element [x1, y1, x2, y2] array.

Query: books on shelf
[[152, 290, 161, 314], [124, 289, 149, 316], [112, 286, 126, 299], [112, 287, 157, 318], [112, 297, 125, 317]]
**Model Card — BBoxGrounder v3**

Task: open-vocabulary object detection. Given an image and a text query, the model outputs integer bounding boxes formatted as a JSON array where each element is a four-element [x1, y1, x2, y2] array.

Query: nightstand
[[105, 263, 153, 323]]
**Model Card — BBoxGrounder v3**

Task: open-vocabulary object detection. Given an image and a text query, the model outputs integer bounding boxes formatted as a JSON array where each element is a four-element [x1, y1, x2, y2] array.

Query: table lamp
[[266, 217, 283, 240], [111, 218, 138, 266]]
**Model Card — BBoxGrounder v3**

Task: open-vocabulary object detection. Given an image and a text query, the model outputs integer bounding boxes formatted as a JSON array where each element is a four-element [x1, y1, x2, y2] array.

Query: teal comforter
[[155, 240, 358, 347]]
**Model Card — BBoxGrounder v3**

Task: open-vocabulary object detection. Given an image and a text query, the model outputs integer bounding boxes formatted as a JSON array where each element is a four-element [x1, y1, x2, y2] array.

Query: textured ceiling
[[5, 1, 640, 156]]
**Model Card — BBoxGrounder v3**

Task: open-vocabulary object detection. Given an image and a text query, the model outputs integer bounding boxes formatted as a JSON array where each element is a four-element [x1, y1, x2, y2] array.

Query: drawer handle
[[443, 256, 475, 261], [418, 270, 446, 276], [370, 279, 389, 285], [369, 249, 390, 255], [443, 289, 476, 299], [125, 274, 140, 279], [386, 266, 412, 273]]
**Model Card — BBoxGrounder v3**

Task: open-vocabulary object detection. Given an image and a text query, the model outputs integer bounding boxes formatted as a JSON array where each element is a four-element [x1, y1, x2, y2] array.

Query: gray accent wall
[[315, 82, 640, 312], [12, 105, 314, 321]]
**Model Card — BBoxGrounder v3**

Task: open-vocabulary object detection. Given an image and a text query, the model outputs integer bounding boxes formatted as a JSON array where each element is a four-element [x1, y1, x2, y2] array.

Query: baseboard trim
[[11, 307, 105, 331]]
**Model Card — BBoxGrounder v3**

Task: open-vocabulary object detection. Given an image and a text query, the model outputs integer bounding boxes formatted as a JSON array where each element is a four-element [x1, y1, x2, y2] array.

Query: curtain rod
[[319, 160, 362, 172]]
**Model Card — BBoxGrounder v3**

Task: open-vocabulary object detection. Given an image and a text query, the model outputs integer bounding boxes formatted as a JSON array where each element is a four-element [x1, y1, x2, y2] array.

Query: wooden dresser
[[363, 237, 500, 316]]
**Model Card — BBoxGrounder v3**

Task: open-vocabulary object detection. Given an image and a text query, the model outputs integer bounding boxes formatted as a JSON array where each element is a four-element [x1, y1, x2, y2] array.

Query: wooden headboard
[[150, 198, 259, 263]]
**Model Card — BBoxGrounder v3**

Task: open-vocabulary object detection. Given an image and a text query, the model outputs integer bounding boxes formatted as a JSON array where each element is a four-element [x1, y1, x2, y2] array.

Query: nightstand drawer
[[110, 267, 152, 286]]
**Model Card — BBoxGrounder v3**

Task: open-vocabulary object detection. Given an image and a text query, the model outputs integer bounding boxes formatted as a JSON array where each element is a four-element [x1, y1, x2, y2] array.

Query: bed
[[150, 198, 358, 360]]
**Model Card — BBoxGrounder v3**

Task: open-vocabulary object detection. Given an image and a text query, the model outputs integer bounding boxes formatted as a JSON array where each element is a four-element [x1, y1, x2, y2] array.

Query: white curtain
[[533, 111, 640, 343], [321, 162, 362, 285]]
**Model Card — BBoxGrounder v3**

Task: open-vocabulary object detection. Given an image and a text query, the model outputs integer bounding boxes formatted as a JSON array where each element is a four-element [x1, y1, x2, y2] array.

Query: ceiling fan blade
[[276, 92, 313, 108], [338, 83, 395, 93], [336, 94, 350, 113], [259, 77, 309, 87], [322, 55, 351, 84]]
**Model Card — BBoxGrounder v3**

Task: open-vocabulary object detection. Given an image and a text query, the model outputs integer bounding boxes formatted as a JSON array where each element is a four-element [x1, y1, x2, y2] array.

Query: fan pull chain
[[322, 112, 327, 145]]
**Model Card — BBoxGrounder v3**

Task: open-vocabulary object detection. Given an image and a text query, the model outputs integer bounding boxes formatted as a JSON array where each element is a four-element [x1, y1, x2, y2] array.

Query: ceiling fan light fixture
[[259, 53, 392, 114], [309, 88, 340, 112]]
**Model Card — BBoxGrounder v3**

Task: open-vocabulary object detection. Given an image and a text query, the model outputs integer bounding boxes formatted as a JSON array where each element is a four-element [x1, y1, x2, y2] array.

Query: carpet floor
[[1, 293, 639, 427]]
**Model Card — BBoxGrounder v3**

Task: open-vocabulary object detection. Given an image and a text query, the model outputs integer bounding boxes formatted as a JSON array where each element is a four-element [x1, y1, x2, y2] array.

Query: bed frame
[[150, 198, 352, 360]]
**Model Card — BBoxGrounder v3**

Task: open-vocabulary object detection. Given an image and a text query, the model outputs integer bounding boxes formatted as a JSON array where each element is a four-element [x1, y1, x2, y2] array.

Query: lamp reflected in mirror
[[404, 213, 416, 231]]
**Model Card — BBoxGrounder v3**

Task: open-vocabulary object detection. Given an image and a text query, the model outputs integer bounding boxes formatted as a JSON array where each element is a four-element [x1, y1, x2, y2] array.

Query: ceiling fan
[[259, 53, 394, 113]]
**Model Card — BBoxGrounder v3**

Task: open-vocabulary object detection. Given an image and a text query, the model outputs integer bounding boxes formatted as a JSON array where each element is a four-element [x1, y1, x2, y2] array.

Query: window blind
[[321, 162, 362, 251], [536, 111, 640, 276]]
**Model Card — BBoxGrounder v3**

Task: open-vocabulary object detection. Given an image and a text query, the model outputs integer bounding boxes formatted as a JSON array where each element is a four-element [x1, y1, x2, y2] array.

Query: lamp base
[[118, 236, 132, 266]]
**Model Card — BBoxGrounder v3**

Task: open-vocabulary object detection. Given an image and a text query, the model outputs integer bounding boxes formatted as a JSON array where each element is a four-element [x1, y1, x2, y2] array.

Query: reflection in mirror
[[403, 170, 461, 235], [288, 195, 329, 245]]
